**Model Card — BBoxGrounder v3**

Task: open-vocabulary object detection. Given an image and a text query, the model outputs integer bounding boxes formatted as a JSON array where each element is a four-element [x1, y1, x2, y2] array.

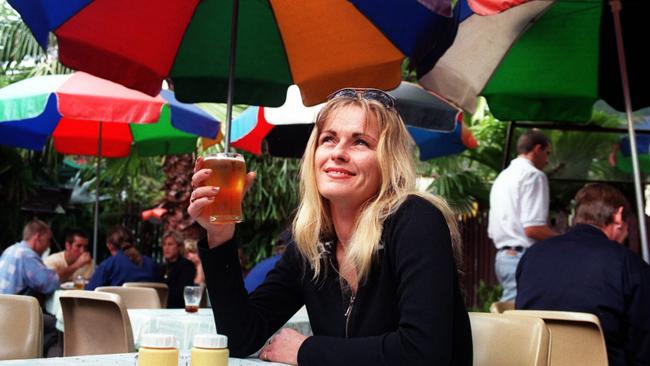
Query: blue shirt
[[244, 254, 281, 293], [86, 250, 156, 290], [0, 241, 59, 295]]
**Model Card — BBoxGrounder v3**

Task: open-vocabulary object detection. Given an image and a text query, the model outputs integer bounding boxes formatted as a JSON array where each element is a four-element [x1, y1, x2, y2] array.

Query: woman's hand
[[187, 156, 256, 248], [259, 328, 308, 365]]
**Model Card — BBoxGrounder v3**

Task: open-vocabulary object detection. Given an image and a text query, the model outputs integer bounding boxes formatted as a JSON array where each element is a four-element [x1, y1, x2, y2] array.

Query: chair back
[[489, 300, 515, 313], [505, 310, 608, 366], [59, 290, 134, 356], [122, 282, 169, 308], [470, 312, 550, 366], [0, 294, 43, 360], [95, 286, 161, 309]]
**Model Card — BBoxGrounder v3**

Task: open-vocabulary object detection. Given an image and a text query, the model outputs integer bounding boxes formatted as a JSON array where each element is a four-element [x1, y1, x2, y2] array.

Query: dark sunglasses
[[327, 88, 397, 110]]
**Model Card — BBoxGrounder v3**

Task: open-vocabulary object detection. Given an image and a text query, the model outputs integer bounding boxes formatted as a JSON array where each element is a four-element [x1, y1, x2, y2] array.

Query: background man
[[488, 129, 558, 301], [516, 183, 649, 366], [0, 219, 59, 296], [44, 229, 93, 282]]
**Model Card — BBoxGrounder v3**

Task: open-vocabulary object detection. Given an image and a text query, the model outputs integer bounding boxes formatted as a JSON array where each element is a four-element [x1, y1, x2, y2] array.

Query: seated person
[[184, 239, 205, 286], [516, 183, 650, 366], [44, 228, 94, 282], [188, 89, 472, 365], [86, 225, 156, 290], [0, 219, 59, 296], [0, 219, 61, 356], [156, 231, 196, 308]]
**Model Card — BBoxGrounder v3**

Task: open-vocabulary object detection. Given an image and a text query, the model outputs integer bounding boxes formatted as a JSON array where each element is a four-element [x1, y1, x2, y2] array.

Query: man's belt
[[499, 246, 524, 252]]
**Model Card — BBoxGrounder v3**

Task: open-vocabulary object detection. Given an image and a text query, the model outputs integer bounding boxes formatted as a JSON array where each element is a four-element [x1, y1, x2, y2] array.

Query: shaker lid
[[193, 333, 228, 349], [141, 333, 177, 348]]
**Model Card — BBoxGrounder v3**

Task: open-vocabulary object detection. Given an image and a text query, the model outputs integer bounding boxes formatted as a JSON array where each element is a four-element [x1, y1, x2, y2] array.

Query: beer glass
[[183, 286, 203, 313], [200, 152, 246, 224]]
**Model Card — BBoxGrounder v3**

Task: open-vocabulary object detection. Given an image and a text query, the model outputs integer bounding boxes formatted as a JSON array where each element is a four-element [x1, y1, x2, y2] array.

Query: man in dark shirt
[[516, 183, 650, 366]]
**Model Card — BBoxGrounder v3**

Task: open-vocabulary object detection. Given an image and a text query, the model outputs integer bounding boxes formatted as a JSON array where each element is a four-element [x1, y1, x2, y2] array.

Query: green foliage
[[0, 146, 32, 249], [418, 98, 504, 215], [236, 153, 301, 269], [76, 153, 165, 226], [469, 280, 503, 312]]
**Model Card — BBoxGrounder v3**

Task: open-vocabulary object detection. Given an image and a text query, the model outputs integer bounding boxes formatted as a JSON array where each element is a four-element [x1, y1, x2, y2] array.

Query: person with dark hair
[[44, 229, 93, 282], [488, 129, 558, 301], [516, 184, 650, 366], [188, 88, 472, 365], [86, 225, 156, 290], [156, 231, 196, 308]]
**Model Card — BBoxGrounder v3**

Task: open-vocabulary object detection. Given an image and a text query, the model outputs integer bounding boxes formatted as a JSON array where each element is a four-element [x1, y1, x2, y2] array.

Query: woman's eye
[[354, 139, 369, 147], [319, 136, 334, 144]]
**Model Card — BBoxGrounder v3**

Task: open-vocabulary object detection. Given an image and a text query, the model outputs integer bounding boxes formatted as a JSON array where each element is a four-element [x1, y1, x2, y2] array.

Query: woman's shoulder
[[392, 194, 446, 220]]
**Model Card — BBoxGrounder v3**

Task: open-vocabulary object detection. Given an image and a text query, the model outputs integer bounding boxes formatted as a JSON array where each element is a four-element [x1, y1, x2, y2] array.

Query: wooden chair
[[95, 286, 161, 309], [470, 312, 550, 366], [122, 282, 169, 308], [59, 290, 134, 356], [489, 300, 515, 313], [0, 294, 43, 360], [505, 310, 608, 366]]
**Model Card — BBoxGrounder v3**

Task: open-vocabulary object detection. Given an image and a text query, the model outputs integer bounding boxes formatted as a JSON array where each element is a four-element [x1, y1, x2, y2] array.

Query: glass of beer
[[73, 274, 85, 290], [200, 152, 246, 224], [183, 286, 203, 313]]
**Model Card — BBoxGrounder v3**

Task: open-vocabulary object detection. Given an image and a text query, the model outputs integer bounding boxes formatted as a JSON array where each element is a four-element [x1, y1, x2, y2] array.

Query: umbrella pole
[[610, 0, 649, 263], [93, 120, 102, 264], [224, 0, 240, 152]]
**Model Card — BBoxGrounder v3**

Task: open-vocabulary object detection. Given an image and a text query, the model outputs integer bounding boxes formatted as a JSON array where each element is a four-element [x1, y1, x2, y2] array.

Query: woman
[[86, 225, 156, 290], [156, 231, 196, 308], [188, 88, 472, 365]]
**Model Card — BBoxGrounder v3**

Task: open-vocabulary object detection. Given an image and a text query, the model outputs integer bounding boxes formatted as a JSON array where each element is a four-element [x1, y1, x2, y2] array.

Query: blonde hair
[[23, 219, 50, 241], [292, 96, 461, 285]]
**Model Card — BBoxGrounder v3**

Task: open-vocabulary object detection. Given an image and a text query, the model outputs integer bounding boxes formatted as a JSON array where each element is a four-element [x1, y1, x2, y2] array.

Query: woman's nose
[[330, 142, 349, 162]]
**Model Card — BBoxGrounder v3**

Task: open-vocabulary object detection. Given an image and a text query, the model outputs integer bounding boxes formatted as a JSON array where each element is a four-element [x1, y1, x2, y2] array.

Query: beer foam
[[203, 155, 244, 162]]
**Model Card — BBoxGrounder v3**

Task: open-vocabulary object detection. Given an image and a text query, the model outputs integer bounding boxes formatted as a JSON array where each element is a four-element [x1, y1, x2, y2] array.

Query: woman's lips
[[324, 167, 355, 177]]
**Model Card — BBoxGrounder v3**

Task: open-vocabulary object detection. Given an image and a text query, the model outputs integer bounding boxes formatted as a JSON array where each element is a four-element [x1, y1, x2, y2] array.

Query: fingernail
[[208, 197, 215, 201], [212, 187, 219, 192], [204, 170, 210, 175]]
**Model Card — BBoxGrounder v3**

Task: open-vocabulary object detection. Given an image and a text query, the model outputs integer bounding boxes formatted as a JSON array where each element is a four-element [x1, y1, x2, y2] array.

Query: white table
[[0, 352, 288, 365], [129, 307, 311, 350]]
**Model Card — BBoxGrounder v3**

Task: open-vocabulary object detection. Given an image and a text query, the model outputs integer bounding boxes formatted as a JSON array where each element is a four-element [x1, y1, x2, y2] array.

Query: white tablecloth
[[129, 307, 311, 350], [0, 352, 288, 365]]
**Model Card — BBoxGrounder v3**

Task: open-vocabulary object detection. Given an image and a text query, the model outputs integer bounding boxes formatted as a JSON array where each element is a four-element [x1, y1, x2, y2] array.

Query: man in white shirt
[[488, 129, 558, 301], [44, 229, 93, 282]]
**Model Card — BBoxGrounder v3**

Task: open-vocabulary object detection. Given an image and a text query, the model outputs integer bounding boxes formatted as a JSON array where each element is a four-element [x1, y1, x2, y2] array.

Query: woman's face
[[162, 237, 180, 262], [314, 105, 382, 210]]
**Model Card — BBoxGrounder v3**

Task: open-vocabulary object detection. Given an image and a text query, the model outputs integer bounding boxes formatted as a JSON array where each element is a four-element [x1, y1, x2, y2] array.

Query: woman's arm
[[199, 238, 304, 357], [297, 197, 471, 366]]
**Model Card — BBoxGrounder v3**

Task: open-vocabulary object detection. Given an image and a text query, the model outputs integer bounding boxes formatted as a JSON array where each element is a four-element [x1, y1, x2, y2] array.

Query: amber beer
[[185, 305, 199, 313], [201, 152, 246, 224]]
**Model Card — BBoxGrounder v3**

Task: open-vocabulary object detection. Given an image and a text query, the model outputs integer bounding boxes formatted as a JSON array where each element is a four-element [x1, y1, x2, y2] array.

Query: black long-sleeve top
[[199, 196, 472, 365], [156, 256, 196, 308]]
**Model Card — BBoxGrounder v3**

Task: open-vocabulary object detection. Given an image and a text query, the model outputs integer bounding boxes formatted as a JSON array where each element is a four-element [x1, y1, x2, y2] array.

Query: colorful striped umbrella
[[0, 72, 220, 157], [419, 0, 650, 122], [230, 84, 475, 160], [8, 0, 460, 107]]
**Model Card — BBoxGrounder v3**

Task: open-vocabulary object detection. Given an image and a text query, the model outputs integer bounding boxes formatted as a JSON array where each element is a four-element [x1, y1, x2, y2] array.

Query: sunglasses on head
[[327, 88, 397, 110]]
